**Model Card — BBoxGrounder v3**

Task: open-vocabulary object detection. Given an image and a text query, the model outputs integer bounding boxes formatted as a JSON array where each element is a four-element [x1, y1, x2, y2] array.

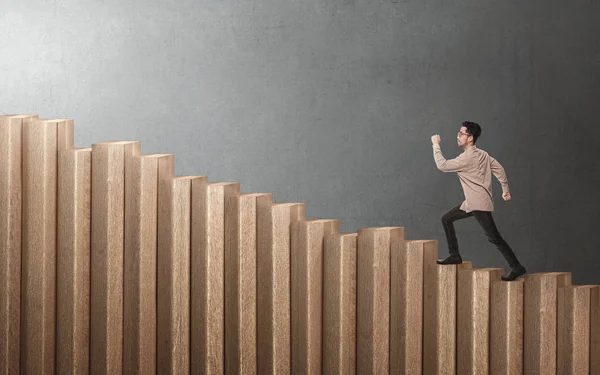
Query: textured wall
[[1, 0, 598, 283]]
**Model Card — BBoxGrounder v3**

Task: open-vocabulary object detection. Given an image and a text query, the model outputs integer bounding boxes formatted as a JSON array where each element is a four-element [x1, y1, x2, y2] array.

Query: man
[[431, 121, 526, 281]]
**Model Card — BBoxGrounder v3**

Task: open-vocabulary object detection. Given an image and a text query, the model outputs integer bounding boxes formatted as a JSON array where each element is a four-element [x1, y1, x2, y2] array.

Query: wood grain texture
[[557, 285, 592, 375], [592, 286, 600, 375], [390, 239, 438, 375], [356, 227, 404, 375], [157, 176, 201, 375], [57, 148, 92, 375], [90, 141, 140, 375], [191, 181, 241, 375], [225, 193, 272, 375], [523, 272, 572, 375], [323, 233, 357, 375], [21, 118, 73, 375], [457, 268, 504, 375], [490, 279, 524, 375], [291, 219, 339, 375], [0, 115, 36, 375], [124, 154, 174, 375], [423, 261, 473, 375], [54, 118, 75, 150], [257, 202, 306, 375]]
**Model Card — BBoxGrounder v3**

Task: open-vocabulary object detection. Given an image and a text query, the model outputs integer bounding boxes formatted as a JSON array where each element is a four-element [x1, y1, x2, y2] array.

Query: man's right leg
[[438, 203, 472, 264]]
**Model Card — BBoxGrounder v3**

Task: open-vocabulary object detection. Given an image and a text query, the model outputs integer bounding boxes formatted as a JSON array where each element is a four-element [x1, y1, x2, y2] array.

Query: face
[[457, 126, 472, 147]]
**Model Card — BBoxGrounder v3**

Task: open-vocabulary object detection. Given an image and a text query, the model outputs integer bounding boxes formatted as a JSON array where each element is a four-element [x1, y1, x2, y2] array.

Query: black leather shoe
[[501, 264, 526, 281], [437, 254, 462, 265]]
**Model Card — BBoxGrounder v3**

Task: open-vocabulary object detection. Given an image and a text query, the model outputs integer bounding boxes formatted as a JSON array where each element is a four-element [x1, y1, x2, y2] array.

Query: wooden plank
[[124, 154, 174, 375], [557, 285, 593, 375], [356, 227, 404, 375], [256, 202, 306, 375], [523, 272, 572, 375], [390, 239, 437, 375], [90, 141, 140, 375], [592, 286, 600, 375], [291, 219, 339, 375], [225, 193, 272, 375], [457, 267, 504, 375], [490, 279, 524, 375], [57, 148, 92, 375], [157, 176, 202, 375], [191, 181, 240, 375], [423, 261, 473, 375], [21, 118, 73, 374], [0, 114, 36, 375], [323, 233, 357, 375]]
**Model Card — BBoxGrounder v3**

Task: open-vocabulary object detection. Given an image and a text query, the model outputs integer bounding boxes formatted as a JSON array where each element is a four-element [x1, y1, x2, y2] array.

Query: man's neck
[[462, 143, 475, 151]]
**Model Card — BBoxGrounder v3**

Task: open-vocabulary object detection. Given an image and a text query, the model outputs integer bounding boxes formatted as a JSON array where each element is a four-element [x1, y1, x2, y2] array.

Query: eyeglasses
[[457, 131, 470, 137]]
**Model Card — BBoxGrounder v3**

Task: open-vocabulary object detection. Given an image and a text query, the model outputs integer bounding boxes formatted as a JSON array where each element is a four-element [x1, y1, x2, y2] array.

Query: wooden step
[[490, 278, 524, 375], [22, 118, 74, 375], [457, 267, 504, 374], [323, 233, 358, 375], [123, 153, 174, 375], [157, 176, 203, 374], [390, 239, 437, 374], [523, 271, 572, 375], [557, 285, 595, 374], [592, 286, 600, 375], [0, 115, 37, 375], [256, 202, 306, 374], [423, 260, 472, 375], [291, 219, 339, 374], [356, 226, 404, 375], [57, 147, 92, 375], [224, 192, 272, 375], [90, 141, 140, 375], [191, 181, 240, 374]]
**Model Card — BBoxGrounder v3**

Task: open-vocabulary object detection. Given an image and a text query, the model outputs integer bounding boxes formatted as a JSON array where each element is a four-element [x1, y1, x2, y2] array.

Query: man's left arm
[[432, 143, 468, 172]]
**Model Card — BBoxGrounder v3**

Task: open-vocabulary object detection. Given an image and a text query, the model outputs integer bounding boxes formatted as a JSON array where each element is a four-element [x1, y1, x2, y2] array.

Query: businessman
[[431, 121, 526, 281]]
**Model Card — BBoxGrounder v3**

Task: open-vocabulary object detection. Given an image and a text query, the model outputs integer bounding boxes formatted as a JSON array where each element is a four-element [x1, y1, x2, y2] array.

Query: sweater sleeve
[[490, 156, 510, 193], [432, 143, 469, 172]]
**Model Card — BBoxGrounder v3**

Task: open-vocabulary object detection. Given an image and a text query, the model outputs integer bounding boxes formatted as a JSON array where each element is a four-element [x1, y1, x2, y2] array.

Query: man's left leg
[[472, 210, 526, 281]]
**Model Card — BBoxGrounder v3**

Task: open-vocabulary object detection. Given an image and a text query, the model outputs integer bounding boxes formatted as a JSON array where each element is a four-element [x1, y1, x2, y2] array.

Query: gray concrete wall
[[2, 0, 599, 283]]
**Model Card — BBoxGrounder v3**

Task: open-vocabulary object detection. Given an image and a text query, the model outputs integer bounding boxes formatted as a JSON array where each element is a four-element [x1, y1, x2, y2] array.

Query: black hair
[[462, 121, 481, 144]]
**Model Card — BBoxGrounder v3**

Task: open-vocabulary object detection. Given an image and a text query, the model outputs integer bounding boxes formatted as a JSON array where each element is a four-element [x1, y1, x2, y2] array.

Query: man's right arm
[[490, 156, 510, 194]]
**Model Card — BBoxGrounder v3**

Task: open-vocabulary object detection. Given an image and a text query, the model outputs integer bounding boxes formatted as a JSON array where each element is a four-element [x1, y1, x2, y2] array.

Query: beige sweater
[[432, 143, 510, 212]]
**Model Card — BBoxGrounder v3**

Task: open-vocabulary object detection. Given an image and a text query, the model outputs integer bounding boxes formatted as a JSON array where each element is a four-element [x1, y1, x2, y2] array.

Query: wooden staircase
[[0, 114, 599, 374]]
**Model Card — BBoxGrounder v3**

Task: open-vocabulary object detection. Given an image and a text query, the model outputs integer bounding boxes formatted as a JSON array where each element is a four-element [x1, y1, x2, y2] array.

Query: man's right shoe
[[501, 264, 527, 281], [437, 254, 462, 265]]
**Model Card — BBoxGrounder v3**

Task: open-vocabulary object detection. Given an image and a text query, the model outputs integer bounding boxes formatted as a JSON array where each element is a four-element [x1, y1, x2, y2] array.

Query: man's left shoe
[[501, 264, 527, 281]]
